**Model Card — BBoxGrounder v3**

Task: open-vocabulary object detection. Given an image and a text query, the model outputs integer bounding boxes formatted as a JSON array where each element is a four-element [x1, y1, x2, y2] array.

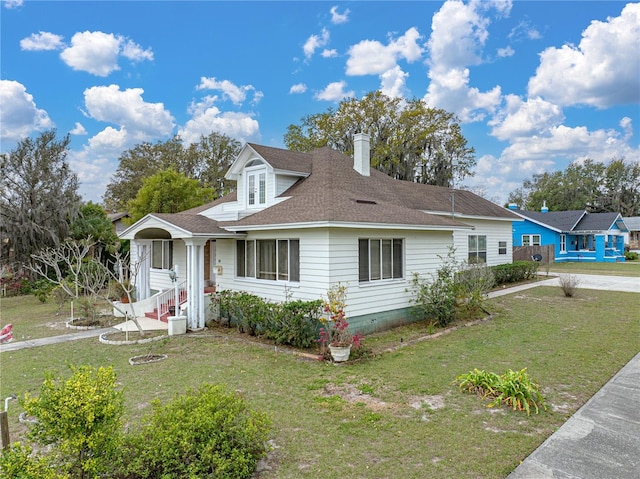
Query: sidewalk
[[0, 317, 167, 353], [508, 352, 640, 479]]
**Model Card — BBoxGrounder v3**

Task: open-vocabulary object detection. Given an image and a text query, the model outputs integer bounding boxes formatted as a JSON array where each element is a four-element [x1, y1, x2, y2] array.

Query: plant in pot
[[319, 283, 359, 362]]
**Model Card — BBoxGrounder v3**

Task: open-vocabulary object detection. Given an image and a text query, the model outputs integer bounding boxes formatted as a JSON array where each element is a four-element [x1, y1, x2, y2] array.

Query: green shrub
[[624, 250, 639, 261], [491, 261, 539, 285], [456, 367, 547, 415], [121, 384, 271, 479], [267, 299, 323, 348], [20, 365, 124, 479], [410, 248, 495, 326], [0, 443, 70, 479], [213, 291, 324, 348]]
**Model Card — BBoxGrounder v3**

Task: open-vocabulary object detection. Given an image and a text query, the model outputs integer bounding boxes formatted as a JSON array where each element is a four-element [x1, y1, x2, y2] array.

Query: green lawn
[[546, 260, 640, 277], [1, 286, 638, 478]]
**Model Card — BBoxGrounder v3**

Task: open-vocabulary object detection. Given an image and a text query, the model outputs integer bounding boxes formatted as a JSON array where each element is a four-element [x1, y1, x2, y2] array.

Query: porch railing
[[156, 280, 187, 320]]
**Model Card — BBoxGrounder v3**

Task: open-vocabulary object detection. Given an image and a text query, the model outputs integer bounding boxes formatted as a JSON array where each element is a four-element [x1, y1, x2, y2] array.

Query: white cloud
[[197, 77, 262, 106], [379, 66, 409, 99], [489, 95, 564, 141], [70, 122, 87, 135], [20, 31, 65, 51], [330, 6, 349, 24], [60, 31, 122, 76], [424, 0, 508, 122], [468, 119, 640, 206], [289, 83, 307, 94], [321, 49, 338, 58], [528, 3, 640, 108], [120, 38, 154, 62], [508, 19, 541, 42], [83, 84, 175, 141], [303, 28, 330, 59], [497, 46, 514, 58], [0, 80, 53, 144], [314, 81, 354, 102], [3, 0, 23, 9], [178, 96, 260, 145], [346, 27, 424, 76], [501, 123, 640, 163], [55, 31, 153, 76]]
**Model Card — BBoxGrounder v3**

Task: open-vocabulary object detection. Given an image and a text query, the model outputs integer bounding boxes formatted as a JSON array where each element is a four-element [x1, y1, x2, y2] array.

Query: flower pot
[[329, 345, 351, 362]]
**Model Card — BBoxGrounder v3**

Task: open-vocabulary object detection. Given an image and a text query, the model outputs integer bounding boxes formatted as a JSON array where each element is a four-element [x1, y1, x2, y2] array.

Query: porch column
[[595, 234, 605, 261], [184, 238, 207, 330], [135, 241, 151, 300]]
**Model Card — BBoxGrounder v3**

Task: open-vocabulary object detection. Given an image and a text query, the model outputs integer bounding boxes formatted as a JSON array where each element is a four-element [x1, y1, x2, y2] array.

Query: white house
[[120, 134, 519, 333]]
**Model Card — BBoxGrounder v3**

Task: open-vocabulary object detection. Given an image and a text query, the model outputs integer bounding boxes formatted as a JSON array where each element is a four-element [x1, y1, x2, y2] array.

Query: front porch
[[556, 233, 626, 263]]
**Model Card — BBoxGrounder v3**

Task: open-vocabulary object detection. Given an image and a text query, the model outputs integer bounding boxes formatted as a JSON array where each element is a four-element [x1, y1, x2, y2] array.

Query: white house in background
[[623, 217, 640, 250], [120, 134, 519, 333]]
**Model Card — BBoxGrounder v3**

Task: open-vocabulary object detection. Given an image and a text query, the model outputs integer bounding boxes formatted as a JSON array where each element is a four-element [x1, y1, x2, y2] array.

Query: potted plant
[[319, 284, 356, 362]]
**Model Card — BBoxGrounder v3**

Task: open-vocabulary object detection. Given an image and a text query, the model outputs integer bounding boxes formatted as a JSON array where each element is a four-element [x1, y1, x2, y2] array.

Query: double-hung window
[[151, 240, 173, 270], [468, 235, 487, 263], [359, 238, 403, 282], [498, 240, 507, 255], [560, 234, 566, 253], [522, 234, 541, 247], [236, 239, 299, 282]]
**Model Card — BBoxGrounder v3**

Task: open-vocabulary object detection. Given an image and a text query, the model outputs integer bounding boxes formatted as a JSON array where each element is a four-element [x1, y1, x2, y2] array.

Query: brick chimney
[[353, 133, 370, 176]]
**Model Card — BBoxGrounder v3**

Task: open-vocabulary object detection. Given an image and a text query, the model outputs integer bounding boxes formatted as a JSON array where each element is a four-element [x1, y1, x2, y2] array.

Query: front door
[[204, 240, 216, 287]]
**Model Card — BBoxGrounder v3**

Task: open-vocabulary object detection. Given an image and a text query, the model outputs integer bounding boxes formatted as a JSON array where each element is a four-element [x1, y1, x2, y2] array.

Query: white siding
[[147, 240, 188, 293], [215, 227, 457, 319], [275, 175, 300, 196], [453, 219, 513, 266]]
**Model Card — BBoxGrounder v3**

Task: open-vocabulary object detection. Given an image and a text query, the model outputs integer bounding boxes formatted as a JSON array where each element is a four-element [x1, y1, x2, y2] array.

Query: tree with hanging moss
[[0, 130, 81, 269]]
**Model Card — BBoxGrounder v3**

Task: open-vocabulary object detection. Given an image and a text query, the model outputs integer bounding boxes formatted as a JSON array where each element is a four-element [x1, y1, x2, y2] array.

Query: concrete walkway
[[508, 352, 640, 479], [0, 317, 167, 353]]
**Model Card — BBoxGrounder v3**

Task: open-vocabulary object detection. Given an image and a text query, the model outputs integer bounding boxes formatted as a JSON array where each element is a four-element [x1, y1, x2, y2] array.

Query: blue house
[[509, 204, 628, 263]]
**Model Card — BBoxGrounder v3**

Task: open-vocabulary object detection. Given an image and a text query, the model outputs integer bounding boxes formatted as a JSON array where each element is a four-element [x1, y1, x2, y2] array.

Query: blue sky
[[1, 0, 639, 207]]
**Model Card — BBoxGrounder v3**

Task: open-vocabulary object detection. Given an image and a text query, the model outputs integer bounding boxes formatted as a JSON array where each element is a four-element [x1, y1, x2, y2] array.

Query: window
[[359, 238, 403, 282], [498, 241, 507, 255], [247, 171, 266, 207], [560, 234, 566, 253], [468, 235, 487, 263], [522, 234, 541, 247], [236, 239, 299, 282], [151, 240, 173, 270]]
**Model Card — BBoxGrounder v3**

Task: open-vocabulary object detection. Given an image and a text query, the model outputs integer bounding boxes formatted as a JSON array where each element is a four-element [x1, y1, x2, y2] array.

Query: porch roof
[[119, 213, 240, 240]]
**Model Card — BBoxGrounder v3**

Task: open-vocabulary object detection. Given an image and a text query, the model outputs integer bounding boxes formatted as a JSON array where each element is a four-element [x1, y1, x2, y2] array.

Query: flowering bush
[[318, 284, 363, 355]]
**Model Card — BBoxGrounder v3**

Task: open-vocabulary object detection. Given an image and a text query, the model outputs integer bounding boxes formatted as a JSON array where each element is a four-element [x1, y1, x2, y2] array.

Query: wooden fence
[[513, 245, 555, 264]]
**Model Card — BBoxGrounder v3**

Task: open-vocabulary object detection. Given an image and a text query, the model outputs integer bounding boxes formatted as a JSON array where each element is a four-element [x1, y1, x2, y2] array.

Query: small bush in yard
[[0, 443, 70, 479], [120, 384, 271, 479], [6, 366, 124, 479], [456, 368, 547, 416], [559, 273, 579, 297]]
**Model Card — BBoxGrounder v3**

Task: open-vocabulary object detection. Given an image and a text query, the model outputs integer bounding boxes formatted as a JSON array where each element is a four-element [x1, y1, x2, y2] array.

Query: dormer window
[[245, 159, 266, 207]]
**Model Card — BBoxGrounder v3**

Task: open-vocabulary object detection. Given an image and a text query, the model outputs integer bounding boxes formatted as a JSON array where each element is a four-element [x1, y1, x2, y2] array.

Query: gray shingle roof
[[623, 216, 640, 231], [514, 210, 585, 231], [516, 209, 625, 232]]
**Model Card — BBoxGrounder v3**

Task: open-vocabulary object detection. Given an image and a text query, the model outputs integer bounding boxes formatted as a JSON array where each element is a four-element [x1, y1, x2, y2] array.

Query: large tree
[[284, 91, 476, 187], [126, 169, 216, 223], [0, 130, 81, 268], [103, 132, 240, 212], [507, 158, 640, 216]]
